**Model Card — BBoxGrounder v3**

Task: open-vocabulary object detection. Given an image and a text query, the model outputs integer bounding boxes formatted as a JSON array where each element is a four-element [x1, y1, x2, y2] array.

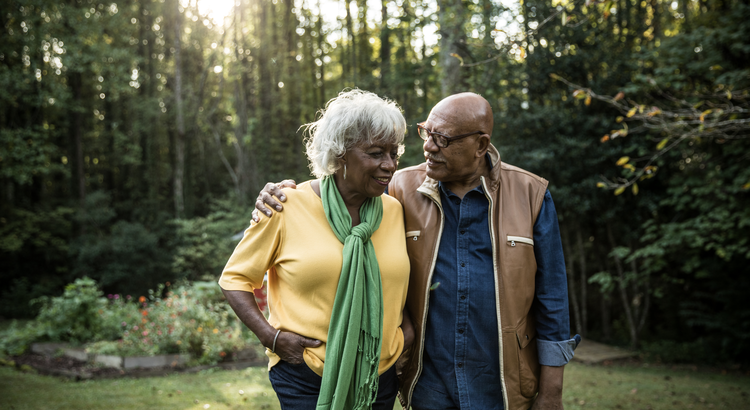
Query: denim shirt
[[413, 182, 578, 410]]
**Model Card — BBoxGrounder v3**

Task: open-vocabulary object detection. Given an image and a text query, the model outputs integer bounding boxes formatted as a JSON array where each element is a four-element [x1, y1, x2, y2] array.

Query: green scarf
[[316, 175, 384, 410]]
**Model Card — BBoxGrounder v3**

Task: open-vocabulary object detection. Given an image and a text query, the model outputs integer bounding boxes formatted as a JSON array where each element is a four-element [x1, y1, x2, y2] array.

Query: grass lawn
[[1, 361, 749, 410]]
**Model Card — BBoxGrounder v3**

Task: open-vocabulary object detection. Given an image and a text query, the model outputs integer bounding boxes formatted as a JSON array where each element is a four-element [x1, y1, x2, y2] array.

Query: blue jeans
[[268, 360, 398, 410]]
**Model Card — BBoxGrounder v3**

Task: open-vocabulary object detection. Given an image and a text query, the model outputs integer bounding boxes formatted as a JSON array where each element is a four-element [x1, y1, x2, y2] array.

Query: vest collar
[[417, 144, 502, 200]]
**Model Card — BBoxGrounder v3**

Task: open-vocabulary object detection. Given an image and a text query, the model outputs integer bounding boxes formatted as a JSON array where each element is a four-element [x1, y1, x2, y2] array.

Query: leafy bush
[[87, 282, 251, 364], [640, 339, 716, 364], [70, 191, 174, 297], [0, 277, 139, 355], [171, 198, 252, 282], [0, 206, 74, 319], [0, 279, 259, 365]]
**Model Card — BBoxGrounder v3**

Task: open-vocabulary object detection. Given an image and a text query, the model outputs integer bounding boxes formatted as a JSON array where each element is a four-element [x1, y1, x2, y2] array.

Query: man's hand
[[273, 330, 323, 365], [252, 179, 297, 222], [530, 365, 565, 410], [401, 309, 415, 353]]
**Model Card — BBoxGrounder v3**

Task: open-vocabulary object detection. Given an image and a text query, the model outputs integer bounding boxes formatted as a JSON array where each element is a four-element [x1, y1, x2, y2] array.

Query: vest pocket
[[406, 230, 421, 242], [507, 235, 534, 247], [515, 321, 540, 398]]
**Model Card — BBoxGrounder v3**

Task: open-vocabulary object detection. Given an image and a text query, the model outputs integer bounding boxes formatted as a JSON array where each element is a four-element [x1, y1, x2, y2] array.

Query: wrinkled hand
[[530, 391, 563, 410], [273, 330, 322, 365], [252, 179, 297, 223]]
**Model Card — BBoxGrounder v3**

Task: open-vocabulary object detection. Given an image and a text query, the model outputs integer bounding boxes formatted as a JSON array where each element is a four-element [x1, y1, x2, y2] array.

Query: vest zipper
[[407, 185, 445, 409], [482, 176, 509, 410]]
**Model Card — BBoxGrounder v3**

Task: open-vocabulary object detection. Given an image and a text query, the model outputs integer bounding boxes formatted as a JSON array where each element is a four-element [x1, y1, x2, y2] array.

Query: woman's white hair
[[303, 89, 406, 178]]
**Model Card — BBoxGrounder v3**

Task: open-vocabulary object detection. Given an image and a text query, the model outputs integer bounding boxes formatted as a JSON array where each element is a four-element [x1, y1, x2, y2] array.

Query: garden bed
[[6, 342, 266, 380]]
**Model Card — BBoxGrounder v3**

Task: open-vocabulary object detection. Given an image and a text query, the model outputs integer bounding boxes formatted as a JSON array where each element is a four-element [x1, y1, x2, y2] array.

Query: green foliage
[[640, 339, 730, 365], [70, 191, 173, 295], [0, 206, 73, 318], [171, 199, 253, 282], [1, 0, 748, 366], [0, 277, 139, 355], [0, 278, 257, 365], [86, 282, 249, 364]]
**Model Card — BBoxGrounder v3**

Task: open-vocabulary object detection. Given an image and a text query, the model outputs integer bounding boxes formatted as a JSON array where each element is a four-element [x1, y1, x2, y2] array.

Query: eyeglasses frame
[[417, 122, 485, 148]]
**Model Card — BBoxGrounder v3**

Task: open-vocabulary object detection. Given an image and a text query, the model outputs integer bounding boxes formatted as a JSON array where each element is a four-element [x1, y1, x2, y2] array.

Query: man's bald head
[[428, 92, 493, 136]]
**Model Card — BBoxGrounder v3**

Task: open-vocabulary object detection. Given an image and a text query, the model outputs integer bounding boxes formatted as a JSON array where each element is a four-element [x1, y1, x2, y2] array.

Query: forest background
[[1, 0, 748, 365]]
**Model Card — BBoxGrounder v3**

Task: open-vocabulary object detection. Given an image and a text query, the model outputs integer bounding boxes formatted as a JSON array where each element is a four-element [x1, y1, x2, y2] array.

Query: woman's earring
[[344, 164, 347, 180]]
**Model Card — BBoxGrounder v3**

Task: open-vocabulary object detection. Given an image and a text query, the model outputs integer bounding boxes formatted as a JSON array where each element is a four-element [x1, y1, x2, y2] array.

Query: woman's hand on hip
[[275, 331, 322, 365]]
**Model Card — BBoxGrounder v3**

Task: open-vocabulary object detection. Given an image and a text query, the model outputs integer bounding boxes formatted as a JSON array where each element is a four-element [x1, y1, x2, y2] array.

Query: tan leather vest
[[388, 145, 548, 410]]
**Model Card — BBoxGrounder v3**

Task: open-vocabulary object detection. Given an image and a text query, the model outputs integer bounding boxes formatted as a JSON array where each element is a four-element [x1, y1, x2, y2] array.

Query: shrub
[[0, 277, 139, 355], [90, 282, 251, 364], [0, 278, 259, 366], [640, 339, 729, 365], [171, 198, 252, 282]]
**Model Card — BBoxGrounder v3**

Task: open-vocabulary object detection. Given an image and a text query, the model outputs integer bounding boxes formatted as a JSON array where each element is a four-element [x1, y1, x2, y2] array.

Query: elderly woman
[[219, 89, 412, 410]]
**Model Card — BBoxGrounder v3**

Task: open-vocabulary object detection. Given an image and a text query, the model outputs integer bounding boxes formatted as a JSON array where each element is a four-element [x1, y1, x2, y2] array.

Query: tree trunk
[[172, 0, 186, 218], [70, 71, 86, 209], [438, 0, 468, 96], [379, 0, 391, 91], [630, 256, 651, 334], [607, 222, 638, 348], [576, 226, 588, 336], [562, 225, 583, 335], [283, 0, 303, 175], [346, 0, 356, 84], [316, 0, 326, 107]]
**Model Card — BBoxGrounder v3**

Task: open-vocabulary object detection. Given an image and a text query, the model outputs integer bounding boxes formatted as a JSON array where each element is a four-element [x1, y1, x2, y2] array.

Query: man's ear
[[475, 134, 491, 158]]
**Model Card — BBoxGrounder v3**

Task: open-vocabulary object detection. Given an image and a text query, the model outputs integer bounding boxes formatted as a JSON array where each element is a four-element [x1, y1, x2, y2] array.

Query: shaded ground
[[573, 339, 639, 364]]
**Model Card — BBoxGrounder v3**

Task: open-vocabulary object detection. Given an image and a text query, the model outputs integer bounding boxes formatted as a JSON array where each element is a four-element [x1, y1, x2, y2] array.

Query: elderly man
[[254, 92, 579, 410]]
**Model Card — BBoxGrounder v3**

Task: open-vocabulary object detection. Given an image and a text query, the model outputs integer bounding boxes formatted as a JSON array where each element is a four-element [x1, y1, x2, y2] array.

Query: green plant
[[86, 281, 256, 364], [0, 277, 140, 355], [171, 198, 253, 282]]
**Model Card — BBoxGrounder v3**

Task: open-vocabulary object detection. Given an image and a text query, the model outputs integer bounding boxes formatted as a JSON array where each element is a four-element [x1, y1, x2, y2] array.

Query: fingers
[[266, 182, 288, 203], [254, 193, 280, 218], [279, 179, 297, 190], [298, 336, 323, 348], [274, 331, 321, 365]]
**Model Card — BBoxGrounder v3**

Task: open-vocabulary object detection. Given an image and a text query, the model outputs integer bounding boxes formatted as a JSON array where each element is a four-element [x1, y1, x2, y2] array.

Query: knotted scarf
[[316, 175, 384, 410]]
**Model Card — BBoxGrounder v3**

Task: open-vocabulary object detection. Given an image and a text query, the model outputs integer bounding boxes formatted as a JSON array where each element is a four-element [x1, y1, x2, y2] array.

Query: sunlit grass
[[1, 362, 748, 410], [563, 362, 750, 409], [0, 366, 280, 410]]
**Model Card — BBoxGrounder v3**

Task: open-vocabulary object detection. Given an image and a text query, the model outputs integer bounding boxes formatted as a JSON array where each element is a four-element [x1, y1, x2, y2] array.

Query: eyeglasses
[[417, 122, 484, 148]]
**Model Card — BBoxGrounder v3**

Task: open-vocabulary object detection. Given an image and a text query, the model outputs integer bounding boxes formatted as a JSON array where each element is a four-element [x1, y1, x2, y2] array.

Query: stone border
[[25, 342, 265, 380]]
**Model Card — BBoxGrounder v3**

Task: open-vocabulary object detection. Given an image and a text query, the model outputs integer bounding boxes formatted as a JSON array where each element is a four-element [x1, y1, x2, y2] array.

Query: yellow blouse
[[218, 181, 410, 376]]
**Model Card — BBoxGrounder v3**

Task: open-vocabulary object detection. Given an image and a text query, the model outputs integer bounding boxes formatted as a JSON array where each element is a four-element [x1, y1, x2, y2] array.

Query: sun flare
[[197, 0, 236, 21]]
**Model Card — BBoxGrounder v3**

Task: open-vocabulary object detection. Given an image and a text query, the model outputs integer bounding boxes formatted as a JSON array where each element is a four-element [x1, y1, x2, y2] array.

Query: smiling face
[[337, 140, 400, 205]]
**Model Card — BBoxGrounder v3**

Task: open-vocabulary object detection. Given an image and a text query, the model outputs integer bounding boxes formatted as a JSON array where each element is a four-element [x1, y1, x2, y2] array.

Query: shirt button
[[460, 295, 466, 300], [460, 230, 465, 235], [457, 362, 463, 368], [458, 329, 464, 334], [461, 263, 465, 267]]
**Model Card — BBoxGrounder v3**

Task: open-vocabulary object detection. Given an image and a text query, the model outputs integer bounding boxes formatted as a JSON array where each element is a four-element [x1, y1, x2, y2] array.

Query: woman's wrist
[[259, 326, 279, 349]]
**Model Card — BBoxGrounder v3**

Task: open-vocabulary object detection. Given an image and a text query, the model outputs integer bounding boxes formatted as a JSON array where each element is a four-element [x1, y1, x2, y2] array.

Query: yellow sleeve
[[218, 211, 283, 292]]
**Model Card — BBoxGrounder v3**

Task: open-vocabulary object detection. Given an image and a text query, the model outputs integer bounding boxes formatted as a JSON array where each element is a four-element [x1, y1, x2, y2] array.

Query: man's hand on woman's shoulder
[[252, 179, 298, 222]]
